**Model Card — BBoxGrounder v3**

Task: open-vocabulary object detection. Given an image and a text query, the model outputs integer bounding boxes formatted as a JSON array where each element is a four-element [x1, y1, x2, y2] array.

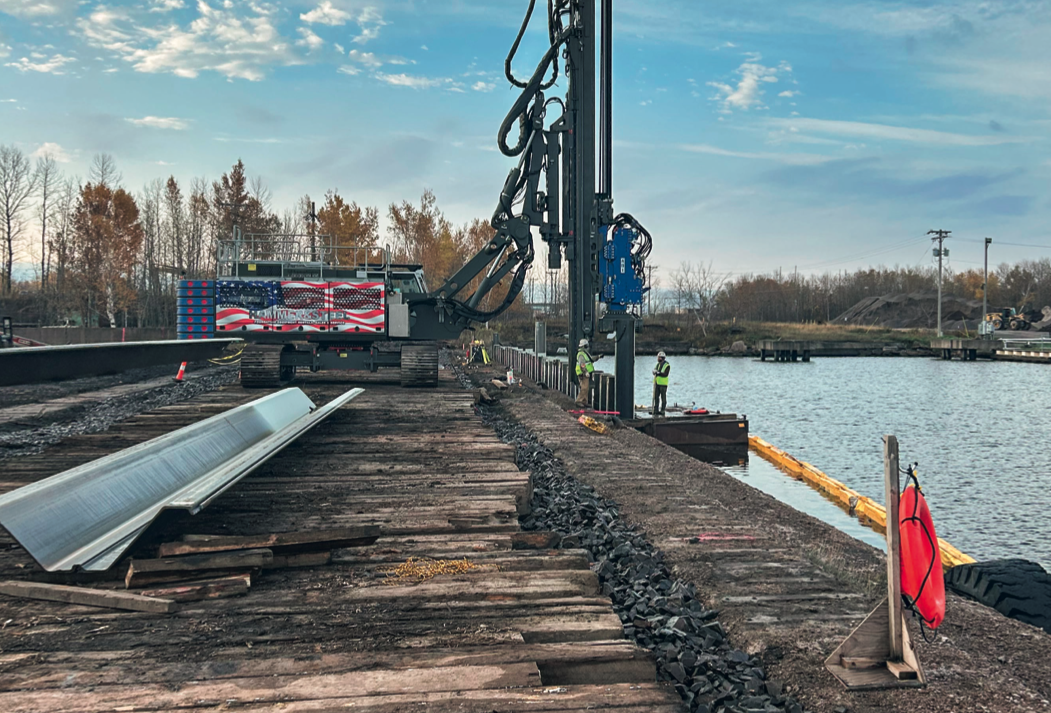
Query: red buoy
[[899, 485, 945, 628]]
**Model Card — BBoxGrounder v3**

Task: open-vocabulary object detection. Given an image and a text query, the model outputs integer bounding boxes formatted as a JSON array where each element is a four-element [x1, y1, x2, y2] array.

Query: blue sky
[[2, 0, 1050, 279]]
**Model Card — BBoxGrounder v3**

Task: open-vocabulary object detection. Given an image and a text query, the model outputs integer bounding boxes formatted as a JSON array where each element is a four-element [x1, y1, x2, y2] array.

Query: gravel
[[450, 363, 807, 713], [0, 365, 238, 460]]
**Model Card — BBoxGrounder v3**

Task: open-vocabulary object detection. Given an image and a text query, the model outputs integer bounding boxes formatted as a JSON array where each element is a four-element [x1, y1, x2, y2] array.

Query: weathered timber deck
[[502, 389, 1051, 712], [0, 371, 678, 712]]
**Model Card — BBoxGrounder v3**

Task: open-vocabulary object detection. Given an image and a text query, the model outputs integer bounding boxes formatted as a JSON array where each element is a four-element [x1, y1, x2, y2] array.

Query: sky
[[2, 0, 1050, 281]]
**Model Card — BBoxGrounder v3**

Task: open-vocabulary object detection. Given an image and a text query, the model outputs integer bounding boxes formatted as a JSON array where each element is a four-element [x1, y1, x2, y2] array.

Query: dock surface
[[495, 382, 1051, 713], [0, 372, 678, 712]]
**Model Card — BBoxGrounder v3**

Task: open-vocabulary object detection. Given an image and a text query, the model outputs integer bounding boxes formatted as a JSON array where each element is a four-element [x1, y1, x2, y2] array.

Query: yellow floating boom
[[748, 435, 975, 570]]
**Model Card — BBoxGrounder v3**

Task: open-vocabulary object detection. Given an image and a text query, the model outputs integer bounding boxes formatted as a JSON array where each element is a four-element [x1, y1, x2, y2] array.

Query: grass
[[481, 317, 938, 352]]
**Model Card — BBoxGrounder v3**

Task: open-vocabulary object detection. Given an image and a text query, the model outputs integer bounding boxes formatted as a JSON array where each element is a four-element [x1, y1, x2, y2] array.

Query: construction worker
[[652, 351, 670, 417], [575, 338, 598, 407]]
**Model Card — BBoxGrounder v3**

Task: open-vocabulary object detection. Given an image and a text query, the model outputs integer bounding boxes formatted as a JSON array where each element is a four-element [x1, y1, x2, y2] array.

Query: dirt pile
[[834, 292, 985, 329]]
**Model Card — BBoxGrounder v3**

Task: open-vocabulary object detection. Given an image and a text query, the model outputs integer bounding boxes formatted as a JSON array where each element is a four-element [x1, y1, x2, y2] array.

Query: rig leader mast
[[498, 0, 651, 417]]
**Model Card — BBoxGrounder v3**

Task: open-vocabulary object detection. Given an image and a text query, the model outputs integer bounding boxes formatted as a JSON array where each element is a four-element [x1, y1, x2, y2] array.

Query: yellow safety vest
[[654, 361, 670, 386], [576, 349, 595, 376]]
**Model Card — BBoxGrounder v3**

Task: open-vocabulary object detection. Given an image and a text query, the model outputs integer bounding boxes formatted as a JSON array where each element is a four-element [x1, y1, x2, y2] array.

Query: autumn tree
[[388, 189, 463, 288], [71, 183, 144, 327], [318, 190, 379, 264], [211, 159, 280, 259], [0, 145, 37, 293]]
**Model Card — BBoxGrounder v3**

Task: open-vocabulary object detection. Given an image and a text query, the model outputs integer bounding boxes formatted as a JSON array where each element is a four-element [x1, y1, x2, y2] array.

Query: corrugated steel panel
[[0, 387, 363, 571]]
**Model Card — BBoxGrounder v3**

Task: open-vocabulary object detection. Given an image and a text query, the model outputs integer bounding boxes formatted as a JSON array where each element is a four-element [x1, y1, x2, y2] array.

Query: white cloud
[[299, 2, 384, 43], [0, 45, 10, 59], [708, 57, 791, 113], [296, 27, 324, 51], [333, 42, 345, 54], [5, 53, 76, 74], [778, 90, 799, 98], [347, 48, 382, 68], [420, 44, 428, 51], [376, 72, 445, 89], [125, 115, 190, 129], [337, 64, 360, 75], [766, 117, 1031, 147], [0, 0, 77, 18], [353, 6, 385, 44], [300, 1, 350, 26], [149, 0, 185, 11], [471, 81, 494, 92], [154, 160, 175, 165], [679, 143, 832, 166], [75, 1, 299, 81], [31, 142, 72, 162], [0, 98, 16, 102]]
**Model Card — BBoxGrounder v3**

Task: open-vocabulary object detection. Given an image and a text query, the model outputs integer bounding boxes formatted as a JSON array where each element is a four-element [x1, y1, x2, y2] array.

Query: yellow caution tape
[[578, 415, 610, 435], [748, 435, 975, 570]]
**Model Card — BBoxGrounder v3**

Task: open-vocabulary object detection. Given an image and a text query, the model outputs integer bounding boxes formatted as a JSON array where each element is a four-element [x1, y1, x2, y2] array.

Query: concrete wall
[[15, 327, 177, 345]]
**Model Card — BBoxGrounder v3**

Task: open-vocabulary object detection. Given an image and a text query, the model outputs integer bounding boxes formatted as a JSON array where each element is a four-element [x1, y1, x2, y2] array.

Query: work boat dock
[[0, 359, 1049, 712]]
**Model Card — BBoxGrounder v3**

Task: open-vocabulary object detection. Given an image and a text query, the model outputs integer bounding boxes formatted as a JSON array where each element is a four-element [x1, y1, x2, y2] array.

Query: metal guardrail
[[0, 338, 242, 386], [0, 387, 363, 571], [1000, 338, 1051, 351]]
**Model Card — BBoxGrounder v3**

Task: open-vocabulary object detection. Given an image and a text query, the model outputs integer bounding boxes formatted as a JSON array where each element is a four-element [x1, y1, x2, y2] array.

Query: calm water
[[633, 355, 1051, 568]]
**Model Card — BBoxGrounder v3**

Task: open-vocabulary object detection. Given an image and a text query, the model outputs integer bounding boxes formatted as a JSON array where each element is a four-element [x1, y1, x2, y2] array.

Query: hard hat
[[579, 338, 589, 347], [658, 351, 666, 358]]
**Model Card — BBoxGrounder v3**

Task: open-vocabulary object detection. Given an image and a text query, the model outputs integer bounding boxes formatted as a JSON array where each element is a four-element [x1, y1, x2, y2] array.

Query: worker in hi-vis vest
[[575, 338, 600, 407], [652, 351, 670, 417]]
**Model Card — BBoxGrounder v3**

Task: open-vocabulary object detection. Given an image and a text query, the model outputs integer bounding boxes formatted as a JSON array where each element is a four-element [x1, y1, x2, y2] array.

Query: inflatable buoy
[[899, 484, 945, 628], [685, 408, 709, 415]]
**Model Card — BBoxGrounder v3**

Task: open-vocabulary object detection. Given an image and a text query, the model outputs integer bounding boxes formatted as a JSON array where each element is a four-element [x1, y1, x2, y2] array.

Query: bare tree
[[671, 261, 726, 336], [35, 154, 60, 287], [0, 145, 38, 293], [89, 153, 122, 187]]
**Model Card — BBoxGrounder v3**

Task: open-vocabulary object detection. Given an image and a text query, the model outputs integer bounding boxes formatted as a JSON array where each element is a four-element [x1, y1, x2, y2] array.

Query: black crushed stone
[[452, 364, 807, 713], [0, 365, 238, 459]]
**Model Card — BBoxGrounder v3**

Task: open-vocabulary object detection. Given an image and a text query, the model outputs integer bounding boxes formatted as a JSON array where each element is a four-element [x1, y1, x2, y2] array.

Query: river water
[[632, 355, 1051, 568]]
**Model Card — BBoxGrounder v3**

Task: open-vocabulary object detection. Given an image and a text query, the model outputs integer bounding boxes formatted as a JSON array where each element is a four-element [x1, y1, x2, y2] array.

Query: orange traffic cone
[[173, 362, 187, 383]]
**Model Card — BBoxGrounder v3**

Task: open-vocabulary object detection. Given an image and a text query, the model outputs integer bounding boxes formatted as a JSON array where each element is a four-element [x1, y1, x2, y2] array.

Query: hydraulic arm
[[415, 0, 652, 417]]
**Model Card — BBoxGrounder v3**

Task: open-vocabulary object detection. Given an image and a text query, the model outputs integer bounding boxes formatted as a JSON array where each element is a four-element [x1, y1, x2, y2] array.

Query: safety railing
[[1000, 338, 1051, 351], [217, 235, 390, 277], [492, 345, 618, 413]]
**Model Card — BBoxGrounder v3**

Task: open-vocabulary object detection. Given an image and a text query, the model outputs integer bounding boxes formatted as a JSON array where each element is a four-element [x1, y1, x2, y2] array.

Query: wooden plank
[[0, 640, 653, 691], [158, 527, 379, 557], [0, 663, 544, 712], [137, 574, 251, 603], [0, 581, 174, 614], [884, 434, 903, 661], [125, 549, 272, 588]]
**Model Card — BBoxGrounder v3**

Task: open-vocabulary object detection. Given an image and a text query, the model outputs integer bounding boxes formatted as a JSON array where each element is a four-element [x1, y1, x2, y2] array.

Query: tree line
[[0, 146, 514, 328], [658, 260, 1051, 328]]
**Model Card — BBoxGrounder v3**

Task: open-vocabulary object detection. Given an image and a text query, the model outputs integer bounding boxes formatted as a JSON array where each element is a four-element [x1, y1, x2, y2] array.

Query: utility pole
[[983, 237, 992, 338], [928, 229, 950, 337]]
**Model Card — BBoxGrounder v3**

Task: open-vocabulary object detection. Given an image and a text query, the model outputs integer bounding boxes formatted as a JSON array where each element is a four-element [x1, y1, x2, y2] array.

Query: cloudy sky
[[2, 0, 1050, 278]]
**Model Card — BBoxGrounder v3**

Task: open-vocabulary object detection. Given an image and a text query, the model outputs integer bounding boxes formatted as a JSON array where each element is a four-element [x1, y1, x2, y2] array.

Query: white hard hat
[[579, 338, 589, 347], [658, 351, 666, 358]]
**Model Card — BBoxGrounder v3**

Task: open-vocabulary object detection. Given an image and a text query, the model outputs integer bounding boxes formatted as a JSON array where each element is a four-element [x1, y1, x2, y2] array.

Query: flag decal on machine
[[216, 281, 385, 333]]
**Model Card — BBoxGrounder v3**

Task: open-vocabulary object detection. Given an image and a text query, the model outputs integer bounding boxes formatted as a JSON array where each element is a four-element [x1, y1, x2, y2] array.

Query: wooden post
[[884, 435, 903, 661], [824, 434, 924, 689]]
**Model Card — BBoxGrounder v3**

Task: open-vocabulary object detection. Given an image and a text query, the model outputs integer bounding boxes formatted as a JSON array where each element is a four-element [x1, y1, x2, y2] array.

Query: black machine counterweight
[[185, 0, 649, 415]]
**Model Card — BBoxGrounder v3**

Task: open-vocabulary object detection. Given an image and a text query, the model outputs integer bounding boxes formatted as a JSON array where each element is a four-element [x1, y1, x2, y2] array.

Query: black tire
[[401, 344, 439, 387], [946, 559, 1051, 633]]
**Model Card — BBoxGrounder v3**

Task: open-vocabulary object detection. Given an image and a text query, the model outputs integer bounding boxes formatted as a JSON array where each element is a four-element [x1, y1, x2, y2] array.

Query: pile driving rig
[[178, 0, 651, 415]]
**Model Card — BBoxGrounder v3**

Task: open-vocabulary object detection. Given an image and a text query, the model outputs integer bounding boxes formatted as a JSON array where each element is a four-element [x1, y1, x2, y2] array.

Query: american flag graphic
[[216, 281, 385, 333]]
